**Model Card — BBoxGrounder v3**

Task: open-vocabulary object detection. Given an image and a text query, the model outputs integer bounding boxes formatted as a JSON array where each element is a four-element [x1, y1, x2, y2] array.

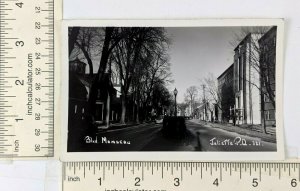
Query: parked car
[[162, 116, 186, 138], [155, 115, 164, 124]]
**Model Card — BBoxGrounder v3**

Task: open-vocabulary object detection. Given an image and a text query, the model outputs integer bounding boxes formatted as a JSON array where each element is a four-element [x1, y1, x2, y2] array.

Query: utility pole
[[202, 85, 207, 121]]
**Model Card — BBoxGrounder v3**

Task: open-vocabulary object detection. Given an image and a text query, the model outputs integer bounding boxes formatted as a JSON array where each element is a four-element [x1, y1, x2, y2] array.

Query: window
[[95, 102, 104, 121], [74, 105, 77, 114], [265, 111, 270, 120], [97, 89, 101, 98], [238, 56, 243, 90]]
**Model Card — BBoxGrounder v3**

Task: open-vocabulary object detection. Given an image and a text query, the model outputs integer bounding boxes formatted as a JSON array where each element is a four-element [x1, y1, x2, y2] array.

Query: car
[[155, 115, 164, 124], [162, 116, 186, 138]]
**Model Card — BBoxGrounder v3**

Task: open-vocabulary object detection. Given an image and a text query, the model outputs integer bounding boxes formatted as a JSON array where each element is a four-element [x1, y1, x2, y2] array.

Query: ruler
[[62, 161, 300, 191], [0, 0, 57, 158]]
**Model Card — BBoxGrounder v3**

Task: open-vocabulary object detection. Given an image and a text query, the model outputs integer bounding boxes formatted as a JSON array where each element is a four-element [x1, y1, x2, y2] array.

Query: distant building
[[217, 64, 234, 122], [233, 33, 262, 125], [259, 26, 276, 128], [197, 102, 216, 122], [185, 106, 192, 117]]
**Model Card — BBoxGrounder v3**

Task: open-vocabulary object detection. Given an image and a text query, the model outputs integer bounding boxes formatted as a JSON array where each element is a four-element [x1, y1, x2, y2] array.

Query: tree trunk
[[105, 91, 110, 128], [69, 27, 80, 56], [78, 43, 93, 77], [88, 27, 114, 116], [120, 96, 127, 124], [136, 98, 140, 124], [261, 94, 268, 134]]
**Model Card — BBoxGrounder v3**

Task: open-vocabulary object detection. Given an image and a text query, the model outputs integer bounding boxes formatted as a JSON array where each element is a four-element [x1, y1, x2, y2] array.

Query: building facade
[[196, 102, 216, 122], [217, 64, 234, 122], [69, 59, 122, 127], [233, 33, 262, 125], [259, 26, 276, 128]]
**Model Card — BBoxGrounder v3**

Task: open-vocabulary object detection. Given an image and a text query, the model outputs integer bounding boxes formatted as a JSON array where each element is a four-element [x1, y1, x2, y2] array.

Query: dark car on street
[[162, 116, 186, 138]]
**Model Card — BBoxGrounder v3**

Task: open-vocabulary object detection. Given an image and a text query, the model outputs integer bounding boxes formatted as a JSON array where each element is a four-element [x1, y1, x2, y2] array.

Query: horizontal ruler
[[0, 0, 55, 158], [63, 161, 300, 191]]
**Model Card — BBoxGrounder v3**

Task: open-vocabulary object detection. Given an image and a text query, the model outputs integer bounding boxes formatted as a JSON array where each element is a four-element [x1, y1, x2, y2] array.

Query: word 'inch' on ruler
[[63, 162, 300, 191], [0, 0, 55, 158]]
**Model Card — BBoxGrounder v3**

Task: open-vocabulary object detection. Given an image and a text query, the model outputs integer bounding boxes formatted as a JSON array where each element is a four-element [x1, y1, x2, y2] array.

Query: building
[[69, 59, 122, 127], [69, 59, 89, 124], [259, 26, 276, 128], [196, 102, 216, 122], [69, 58, 86, 75], [233, 33, 262, 125], [217, 64, 234, 122]]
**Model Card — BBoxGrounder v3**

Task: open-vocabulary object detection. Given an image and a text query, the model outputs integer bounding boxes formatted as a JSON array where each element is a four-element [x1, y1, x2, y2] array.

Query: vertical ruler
[[63, 161, 300, 191], [0, 0, 55, 158]]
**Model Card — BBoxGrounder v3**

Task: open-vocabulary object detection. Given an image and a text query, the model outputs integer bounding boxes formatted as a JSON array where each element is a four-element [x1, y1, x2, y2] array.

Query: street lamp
[[173, 88, 178, 116]]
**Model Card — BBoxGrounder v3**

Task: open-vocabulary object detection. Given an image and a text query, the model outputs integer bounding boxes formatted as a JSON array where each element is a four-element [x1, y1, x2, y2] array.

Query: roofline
[[217, 64, 234, 80], [233, 33, 251, 51], [233, 32, 265, 51], [258, 26, 277, 43]]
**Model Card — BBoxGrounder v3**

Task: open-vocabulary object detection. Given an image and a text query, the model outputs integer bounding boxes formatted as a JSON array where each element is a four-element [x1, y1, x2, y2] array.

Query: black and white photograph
[[62, 20, 284, 161]]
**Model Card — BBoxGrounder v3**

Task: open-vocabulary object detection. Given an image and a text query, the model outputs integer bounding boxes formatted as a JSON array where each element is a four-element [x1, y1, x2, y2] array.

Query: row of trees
[[177, 72, 232, 122], [178, 74, 220, 119], [69, 27, 173, 125]]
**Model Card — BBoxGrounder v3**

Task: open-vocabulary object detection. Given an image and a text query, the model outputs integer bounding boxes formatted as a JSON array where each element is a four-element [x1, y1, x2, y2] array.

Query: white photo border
[[61, 19, 285, 161]]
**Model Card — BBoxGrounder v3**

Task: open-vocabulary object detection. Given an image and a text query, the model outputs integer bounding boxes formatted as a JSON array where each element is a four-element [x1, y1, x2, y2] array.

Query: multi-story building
[[69, 58, 122, 126], [259, 26, 276, 128], [217, 64, 234, 122], [233, 33, 262, 125]]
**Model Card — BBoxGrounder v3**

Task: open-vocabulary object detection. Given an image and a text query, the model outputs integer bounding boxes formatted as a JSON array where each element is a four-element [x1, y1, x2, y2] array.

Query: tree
[[184, 86, 198, 117], [87, 27, 126, 126], [177, 102, 188, 116], [111, 27, 171, 124], [75, 28, 103, 77], [151, 82, 172, 116], [68, 27, 80, 56], [200, 73, 221, 110]]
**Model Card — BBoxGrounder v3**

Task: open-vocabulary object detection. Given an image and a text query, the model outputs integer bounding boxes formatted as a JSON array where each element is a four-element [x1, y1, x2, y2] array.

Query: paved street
[[81, 119, 276, 152]]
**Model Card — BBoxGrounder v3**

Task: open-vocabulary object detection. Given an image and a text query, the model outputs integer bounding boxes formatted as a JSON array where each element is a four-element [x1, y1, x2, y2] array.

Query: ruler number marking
[[34, 144, 40, 152], [213, 178, 219, 187], [15, 41, 24, 47], [35, 37, 41, 45], [35, 129, 40, 136], [35, 6, 41, 14], [15, 2, 23, 8], [15, 79, 24, 86], [174, 178, 180, 187], [98, 177, 101, 186], [35, 22, 41, 30], [291, 179, 297, 187], [252, 178, 258, 187], [135, 177, 141, 186]]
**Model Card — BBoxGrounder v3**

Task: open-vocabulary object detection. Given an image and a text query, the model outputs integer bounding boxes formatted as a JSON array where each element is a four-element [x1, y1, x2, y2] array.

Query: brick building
[[217, 64, 234, 122], [259, 26, 277, 128]]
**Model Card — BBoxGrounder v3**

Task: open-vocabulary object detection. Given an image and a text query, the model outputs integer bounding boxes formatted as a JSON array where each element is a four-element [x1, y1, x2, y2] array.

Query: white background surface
[[1, 0, 300, 190]]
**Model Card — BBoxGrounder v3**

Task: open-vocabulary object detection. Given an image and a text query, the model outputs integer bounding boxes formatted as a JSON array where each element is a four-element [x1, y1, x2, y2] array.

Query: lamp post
[[173, 88, 178, 116]]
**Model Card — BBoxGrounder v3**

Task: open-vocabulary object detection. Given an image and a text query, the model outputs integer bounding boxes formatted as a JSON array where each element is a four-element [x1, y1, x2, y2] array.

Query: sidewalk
[[97, 121, 148, 132], [191, 119, 277, 143]]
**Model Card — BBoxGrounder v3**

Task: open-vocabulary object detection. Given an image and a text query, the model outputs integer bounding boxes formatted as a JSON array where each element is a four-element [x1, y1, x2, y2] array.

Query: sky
[[166, 27, 243, 103], [72, 26, 249, 103]]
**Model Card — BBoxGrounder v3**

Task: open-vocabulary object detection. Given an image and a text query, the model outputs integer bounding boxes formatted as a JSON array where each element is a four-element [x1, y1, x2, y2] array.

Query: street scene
[[67, 26, 277, 152]]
